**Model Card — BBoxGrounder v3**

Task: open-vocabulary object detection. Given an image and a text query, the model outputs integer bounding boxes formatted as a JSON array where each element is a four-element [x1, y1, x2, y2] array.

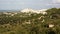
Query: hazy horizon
[[0, 0, 60, 10]]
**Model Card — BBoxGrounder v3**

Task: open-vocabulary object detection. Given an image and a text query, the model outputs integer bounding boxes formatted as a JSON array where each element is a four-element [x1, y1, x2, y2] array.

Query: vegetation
[[0, 8, 60, 34]]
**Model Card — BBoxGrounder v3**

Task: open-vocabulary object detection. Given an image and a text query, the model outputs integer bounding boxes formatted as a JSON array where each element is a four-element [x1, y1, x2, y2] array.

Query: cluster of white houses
[[21, 8, 47, 15]]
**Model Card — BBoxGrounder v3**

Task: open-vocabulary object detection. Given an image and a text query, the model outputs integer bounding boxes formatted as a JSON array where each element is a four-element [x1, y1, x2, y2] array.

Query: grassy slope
[[0, 8, 60, 34]]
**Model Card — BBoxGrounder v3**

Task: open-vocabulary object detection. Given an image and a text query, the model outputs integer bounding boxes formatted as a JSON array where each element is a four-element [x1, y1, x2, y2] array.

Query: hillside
[[0, 8, 60, 34]]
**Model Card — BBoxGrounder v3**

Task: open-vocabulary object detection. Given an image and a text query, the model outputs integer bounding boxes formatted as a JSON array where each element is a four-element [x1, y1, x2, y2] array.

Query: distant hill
[[0, 10, 20, 12]]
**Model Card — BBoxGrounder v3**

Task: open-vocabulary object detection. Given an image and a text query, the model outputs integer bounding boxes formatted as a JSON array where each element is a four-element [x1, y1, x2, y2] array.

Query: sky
[[0, 0, 60, 10]]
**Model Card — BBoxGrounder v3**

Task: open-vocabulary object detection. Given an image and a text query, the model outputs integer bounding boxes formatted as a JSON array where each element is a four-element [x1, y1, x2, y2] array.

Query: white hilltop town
[[1, 8, 48, 17], [2, 8, 48, 15], [21, 8, 47, 15]]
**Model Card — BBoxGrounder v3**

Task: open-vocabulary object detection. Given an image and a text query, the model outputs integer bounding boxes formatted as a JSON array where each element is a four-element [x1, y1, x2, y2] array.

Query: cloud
[[56, 0, 60, 2], [52, 0, 60, 3]]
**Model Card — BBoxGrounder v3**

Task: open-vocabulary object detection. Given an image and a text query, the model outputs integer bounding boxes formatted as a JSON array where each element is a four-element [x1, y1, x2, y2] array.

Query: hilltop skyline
[[0, 0, 60, 10]]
